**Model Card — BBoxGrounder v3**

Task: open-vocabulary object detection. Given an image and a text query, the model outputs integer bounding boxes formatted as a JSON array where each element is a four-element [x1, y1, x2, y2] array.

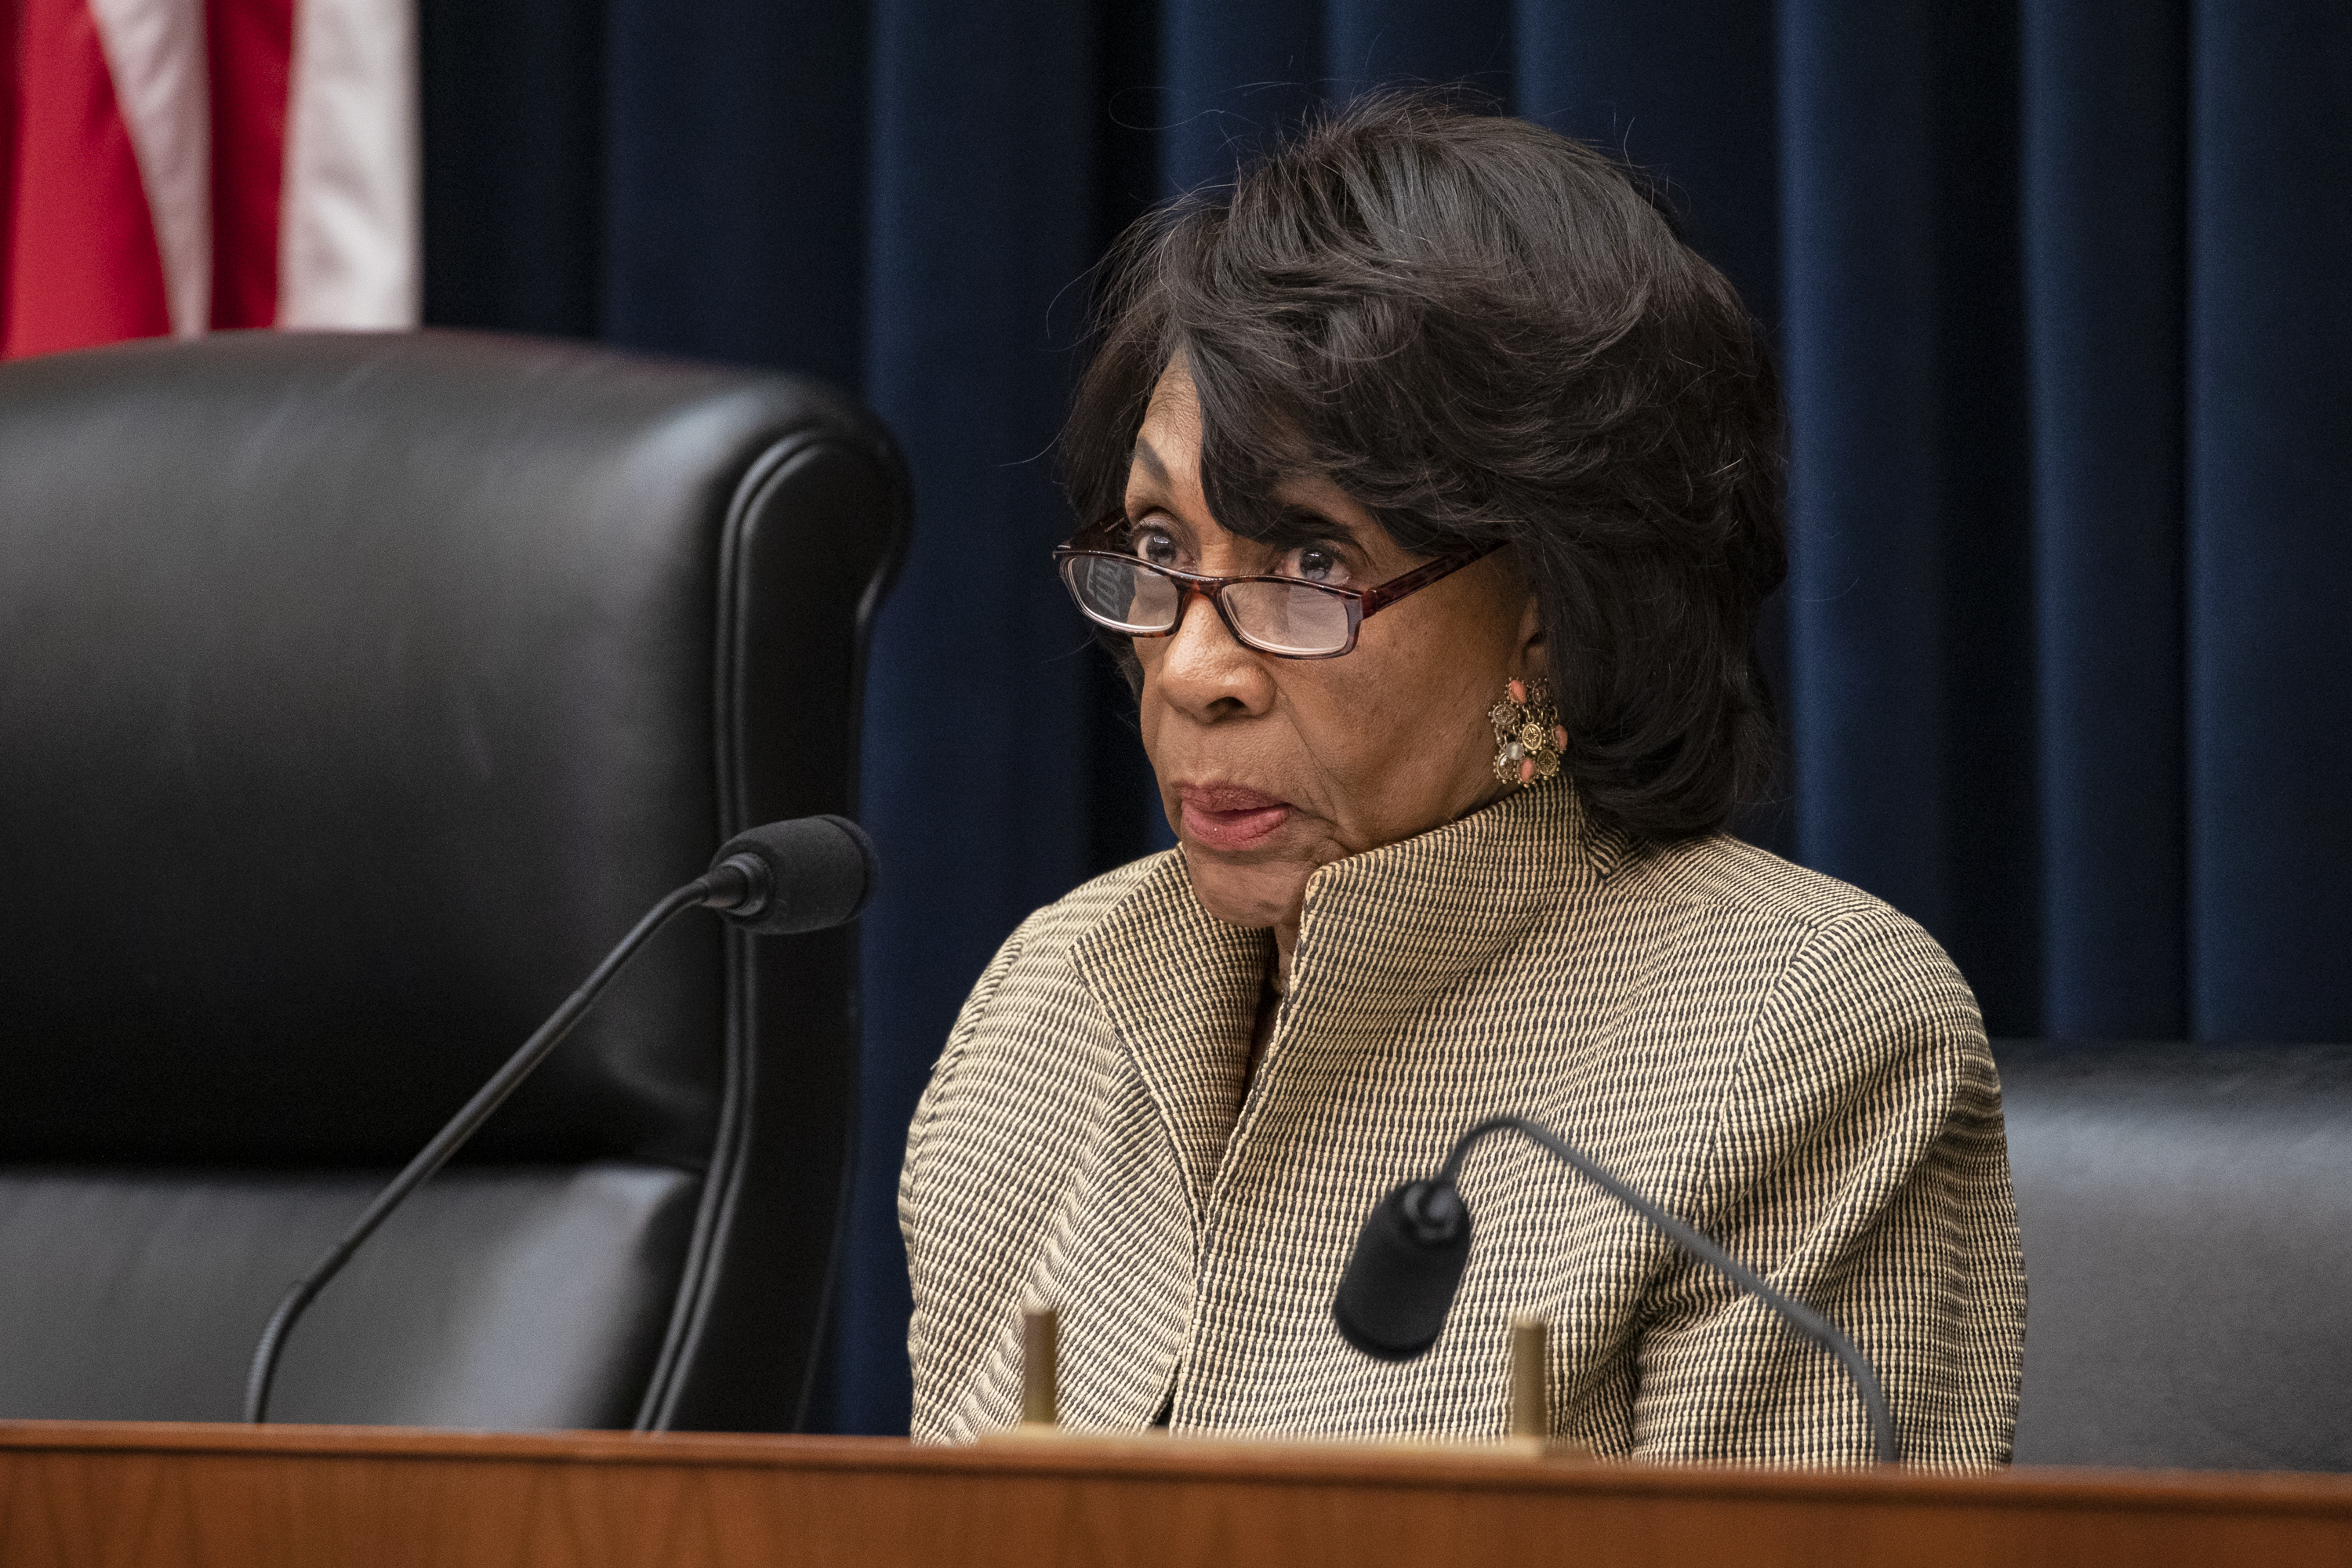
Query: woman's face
[[1126, 361, 1544, 937]]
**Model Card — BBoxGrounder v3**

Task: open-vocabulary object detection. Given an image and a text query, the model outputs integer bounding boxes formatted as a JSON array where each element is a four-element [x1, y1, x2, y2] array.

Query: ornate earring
[[1489, 677, 1566, 788]]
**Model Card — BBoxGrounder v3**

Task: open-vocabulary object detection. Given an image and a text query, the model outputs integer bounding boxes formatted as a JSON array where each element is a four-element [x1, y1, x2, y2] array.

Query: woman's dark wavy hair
[[1060, 93, 1788, 842]]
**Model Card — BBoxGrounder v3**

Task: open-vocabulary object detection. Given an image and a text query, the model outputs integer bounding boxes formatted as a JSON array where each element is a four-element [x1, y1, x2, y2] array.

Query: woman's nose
[[1154, 590, 1272, 716]]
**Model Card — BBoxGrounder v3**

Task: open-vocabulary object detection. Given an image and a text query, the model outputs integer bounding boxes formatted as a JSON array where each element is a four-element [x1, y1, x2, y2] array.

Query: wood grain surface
[[3, 1421, 2349, 1567]]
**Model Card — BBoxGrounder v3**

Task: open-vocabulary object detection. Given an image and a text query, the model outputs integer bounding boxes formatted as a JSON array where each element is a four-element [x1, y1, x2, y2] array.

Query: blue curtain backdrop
[[417, 0, 2352, 1433]]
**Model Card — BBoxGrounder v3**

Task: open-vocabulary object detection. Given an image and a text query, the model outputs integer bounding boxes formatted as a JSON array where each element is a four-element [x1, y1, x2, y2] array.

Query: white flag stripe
[[278, 0, 419, 329], [86, 0, 211, 337]]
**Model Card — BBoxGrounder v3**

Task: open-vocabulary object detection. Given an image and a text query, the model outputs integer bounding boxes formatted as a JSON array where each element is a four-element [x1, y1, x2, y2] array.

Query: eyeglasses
[[1054, 514, 1501, 660]]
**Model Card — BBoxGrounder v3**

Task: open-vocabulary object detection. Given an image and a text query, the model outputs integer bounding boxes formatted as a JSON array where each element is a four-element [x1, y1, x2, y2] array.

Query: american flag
[[2, 0, 417, 358]]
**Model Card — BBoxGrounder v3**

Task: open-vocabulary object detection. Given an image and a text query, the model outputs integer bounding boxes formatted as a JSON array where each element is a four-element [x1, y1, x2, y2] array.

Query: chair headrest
[[0, 329, 891, 1166]]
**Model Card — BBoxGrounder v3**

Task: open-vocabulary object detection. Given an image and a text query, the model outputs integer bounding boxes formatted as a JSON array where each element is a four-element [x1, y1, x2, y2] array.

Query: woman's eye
[[1284, 546, 1348, 585], [1131, 528, 1181, 568]]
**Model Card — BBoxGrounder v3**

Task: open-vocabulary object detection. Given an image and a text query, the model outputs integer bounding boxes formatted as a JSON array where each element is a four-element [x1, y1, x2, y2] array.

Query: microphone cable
[[1334, 1113, 1898, 1465], [242, 881, 710, 1425], [1440, 1116, 1896, 1465], [243, 815, 873, 1424]]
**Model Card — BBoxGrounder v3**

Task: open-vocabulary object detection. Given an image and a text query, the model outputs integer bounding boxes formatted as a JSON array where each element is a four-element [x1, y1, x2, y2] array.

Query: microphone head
[[1332, 1178, 1473, 1361], [706, 815, 877, 935]]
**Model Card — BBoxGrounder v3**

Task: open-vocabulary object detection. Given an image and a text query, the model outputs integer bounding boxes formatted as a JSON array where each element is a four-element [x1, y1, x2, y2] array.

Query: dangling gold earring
[[1489, 677, 1566, 788]]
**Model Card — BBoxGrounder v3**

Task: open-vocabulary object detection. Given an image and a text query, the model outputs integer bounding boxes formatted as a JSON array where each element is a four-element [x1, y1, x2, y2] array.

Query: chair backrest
[[2001, 1040, 2352, 1471], [0, 330, 907, 1430]]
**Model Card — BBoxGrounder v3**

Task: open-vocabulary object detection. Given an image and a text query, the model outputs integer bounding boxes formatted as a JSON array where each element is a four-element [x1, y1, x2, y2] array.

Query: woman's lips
[[1178, 784, 1294, 851]]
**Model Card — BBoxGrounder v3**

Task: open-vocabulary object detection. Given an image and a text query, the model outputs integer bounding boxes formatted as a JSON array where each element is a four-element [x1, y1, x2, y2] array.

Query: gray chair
[[0, 329, 907, 1430], [2002, 1040, 2352, 1471]]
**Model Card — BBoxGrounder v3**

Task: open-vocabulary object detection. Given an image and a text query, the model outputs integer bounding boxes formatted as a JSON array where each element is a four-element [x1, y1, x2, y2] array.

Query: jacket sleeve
[[1628, 906, 2027, 1468]]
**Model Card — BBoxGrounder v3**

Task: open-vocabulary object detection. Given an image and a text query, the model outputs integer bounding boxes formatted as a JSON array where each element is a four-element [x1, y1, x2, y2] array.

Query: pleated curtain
[[417, 0, 2352, 1432]]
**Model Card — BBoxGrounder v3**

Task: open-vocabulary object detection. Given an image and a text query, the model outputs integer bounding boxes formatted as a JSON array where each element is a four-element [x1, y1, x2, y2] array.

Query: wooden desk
[[4, 1421, 2349, 1566]]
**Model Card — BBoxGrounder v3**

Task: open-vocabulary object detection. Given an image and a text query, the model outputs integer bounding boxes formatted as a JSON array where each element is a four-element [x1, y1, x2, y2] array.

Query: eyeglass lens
[[1059, 554, 1355, 657]]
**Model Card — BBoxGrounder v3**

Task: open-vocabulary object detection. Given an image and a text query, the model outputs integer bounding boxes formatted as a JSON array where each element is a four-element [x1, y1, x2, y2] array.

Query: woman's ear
[[1511, 587, 1546, 681]]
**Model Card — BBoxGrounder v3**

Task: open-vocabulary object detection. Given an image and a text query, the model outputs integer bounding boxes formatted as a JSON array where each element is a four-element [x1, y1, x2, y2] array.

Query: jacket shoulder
[[933, 849, 1178, 1058], [1628, 834, 1905, 931], [899, 852, 1174, 1232], [1619, 834, 1980, 1033], [1006, 849, 1180, 958]]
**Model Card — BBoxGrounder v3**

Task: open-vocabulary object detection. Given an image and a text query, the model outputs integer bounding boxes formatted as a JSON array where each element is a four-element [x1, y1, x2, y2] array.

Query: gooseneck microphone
[[1331, 1114, 1899, 1465], [241, 815, 877, 1425]]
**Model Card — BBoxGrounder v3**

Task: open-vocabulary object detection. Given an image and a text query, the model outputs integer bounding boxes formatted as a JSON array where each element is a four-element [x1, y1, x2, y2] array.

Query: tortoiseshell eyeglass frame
[[1052, 511, 1504, 661]]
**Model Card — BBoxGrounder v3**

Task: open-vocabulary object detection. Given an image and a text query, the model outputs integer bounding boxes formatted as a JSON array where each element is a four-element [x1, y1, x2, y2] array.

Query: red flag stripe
[[208, 0, 296, 330], [2, 0, 171, 358]]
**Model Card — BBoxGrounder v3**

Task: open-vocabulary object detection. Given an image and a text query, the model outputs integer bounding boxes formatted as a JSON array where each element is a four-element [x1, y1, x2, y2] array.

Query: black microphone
[[702, 814, 879, 935], [1332, 1114, 1900, 1465], [242, 815, 878, 1424]]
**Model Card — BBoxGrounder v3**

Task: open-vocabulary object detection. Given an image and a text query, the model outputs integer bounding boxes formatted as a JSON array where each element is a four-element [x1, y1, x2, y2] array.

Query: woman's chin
[[1179, 844, 1311, 931]]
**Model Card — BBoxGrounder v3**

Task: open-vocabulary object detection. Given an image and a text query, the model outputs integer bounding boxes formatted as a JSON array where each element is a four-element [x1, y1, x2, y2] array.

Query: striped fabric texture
[[900, 779, 2024, 1465]]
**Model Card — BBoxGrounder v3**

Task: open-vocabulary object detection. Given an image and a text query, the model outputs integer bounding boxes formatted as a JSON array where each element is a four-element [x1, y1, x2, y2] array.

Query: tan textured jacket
[[899, 781, 2024, 1464]]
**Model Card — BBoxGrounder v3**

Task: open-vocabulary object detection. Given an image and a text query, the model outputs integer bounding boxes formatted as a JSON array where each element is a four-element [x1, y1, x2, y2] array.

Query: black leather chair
[[0, 330, 907, 1431], [2002, 1040, 2352, 1471]]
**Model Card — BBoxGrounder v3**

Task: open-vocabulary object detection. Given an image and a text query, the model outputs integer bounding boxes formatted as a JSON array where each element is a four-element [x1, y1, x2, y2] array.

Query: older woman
[[898, 97, 2023, 1465]]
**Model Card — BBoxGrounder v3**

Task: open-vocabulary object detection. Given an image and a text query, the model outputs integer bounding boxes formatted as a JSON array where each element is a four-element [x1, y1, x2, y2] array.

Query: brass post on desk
[[1021, 1308, 1058, 1426], [1509, 1316, 1548, 1440]]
